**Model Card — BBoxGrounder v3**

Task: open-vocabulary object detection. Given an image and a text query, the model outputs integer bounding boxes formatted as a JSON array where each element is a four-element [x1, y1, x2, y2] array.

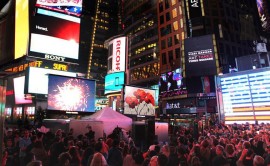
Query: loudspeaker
[[132, 123, 146, 148], [146, 120, 155, 146]]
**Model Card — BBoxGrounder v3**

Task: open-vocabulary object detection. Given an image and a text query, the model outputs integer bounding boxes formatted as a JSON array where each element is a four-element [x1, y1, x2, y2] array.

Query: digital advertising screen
[[25, 67, 77, 95], [15, 0, 29, 59], [186, 0, 204, 19], [159, 68, 187, 98], [107, 37, 127, 73], [124, 86, 156, 116], [219, 68, 270, 124], [256, 0, 270, 32], [47, 75, 96, 112], [13, 76, 33, 105], [28, 9, 80, 64], [104, 72, 125, 94], [35, 0, 83, 17], [184, 34, 218, 77]]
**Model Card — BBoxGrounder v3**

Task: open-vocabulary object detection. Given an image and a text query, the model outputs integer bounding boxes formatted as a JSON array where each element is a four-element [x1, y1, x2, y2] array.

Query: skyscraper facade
[[121, 0, 160, 87], [84, 0, 119, 97]]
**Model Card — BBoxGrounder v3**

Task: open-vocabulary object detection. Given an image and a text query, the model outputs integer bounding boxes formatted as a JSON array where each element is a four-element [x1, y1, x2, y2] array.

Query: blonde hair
[[90, 152, 107, 166]]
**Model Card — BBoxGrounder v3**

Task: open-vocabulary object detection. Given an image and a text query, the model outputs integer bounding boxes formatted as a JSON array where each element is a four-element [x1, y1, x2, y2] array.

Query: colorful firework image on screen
[[48, 75, 95, 112]]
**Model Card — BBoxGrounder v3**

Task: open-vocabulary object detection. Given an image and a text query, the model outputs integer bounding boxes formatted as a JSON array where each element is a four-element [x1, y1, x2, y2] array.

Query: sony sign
[[112, 37, 126, 72], [44, 54, 66, 62]]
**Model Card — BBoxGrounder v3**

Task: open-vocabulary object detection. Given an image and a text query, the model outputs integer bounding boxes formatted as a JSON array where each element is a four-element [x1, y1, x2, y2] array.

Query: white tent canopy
[[83, 107, 132, 135]]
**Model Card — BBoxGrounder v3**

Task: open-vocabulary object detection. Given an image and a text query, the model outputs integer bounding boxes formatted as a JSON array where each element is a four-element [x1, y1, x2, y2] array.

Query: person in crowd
[[107, 139, 123, 166], [49, 136, 66, 166], [81, 147, 94, 166], [19, 130, 32, 166], [85, 126, 95, 141], [225, 143, 237, 166], [68, 146, 81, 166], [212, 145, 227, 166], [4, 138, 18, 166], [90, 152, 108, 166], [253, 155, 265, 166], [31, 140, 49, 166], [58, 152, 72, 166]]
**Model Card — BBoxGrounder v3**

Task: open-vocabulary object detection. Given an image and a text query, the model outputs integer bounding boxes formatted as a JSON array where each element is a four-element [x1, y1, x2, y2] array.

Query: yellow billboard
[[15, 0, 29, 59]]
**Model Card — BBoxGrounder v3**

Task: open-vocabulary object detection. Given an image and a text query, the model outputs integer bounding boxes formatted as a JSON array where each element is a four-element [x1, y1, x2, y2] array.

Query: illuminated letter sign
[[112, 37, 126, 72], [45, 54, 66, 62]]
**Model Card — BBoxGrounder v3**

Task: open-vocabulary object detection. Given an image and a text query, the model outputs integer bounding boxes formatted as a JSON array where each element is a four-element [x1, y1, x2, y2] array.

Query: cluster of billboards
[[219, 68, 270, 124]]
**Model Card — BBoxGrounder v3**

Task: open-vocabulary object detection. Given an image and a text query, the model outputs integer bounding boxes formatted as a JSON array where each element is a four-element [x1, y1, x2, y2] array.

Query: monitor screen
[[47, 75, 95, 112]]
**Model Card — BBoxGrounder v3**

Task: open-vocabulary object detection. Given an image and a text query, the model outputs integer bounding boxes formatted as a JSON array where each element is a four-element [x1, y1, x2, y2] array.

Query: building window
[[166, 12, 171, 21], [172, 8, 177, 18], [165, 0, 170, 9], [171, 0, 176, 6], [162, 52, 167, 64], [174, 34, 180, 44], [168, 50, 173, 61], [160, 15, 164, 25], [167, 37, 172, 48], [159, 1, 164, 12], [175, 48, 180, 58], [173, 21, 178, 31], [161, 40, 166, 49]]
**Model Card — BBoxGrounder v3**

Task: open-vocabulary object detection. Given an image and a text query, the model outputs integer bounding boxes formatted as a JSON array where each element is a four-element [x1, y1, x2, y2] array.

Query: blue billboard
[[105, 72, 125, 94]]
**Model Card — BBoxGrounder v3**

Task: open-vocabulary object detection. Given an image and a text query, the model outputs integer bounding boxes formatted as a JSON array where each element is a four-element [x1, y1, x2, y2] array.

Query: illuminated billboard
[[28, 9, 80, 64], [186, 0, 204, 19], [35, 0, 83, 17], [25, 67, 77, 95], [107, 37, 127, 73], [13, 76, 32, 105], [219, 68, 270, 124], [105, 72, 125, 94], [159, 68, 187, 98], [47, 75, 95, 112], [15, 0, 29, 59], [124, 86, 155, 116], [184, 34, 219, 77], [256, 0, 270, 32]]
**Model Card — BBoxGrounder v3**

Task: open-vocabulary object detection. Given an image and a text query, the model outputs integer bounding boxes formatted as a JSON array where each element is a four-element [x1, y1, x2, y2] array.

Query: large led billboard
[[184, 34, 219, 77], [35, 0, 82, 17], [105, 72, 125, 94], [256, 0, 270, 32], [28, 9, 80, 64], [124, 86, 155, 116], [219, 68, 270, 124], [47, 75, 95, 112], [159, 68, 187, 98], [107, 37, 126, 73], [25, 67, 77, 95], [15, 0, 29, 59], [13, 76, 32, 105]]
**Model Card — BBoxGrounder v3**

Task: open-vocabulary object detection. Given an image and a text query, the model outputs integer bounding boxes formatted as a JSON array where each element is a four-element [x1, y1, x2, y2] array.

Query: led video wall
[[35, 0, 83, 17], [28, 8, 80, 64], [104, 72, 125, 94], [47, 75, 95, 112], [124, 86, 156, 116], [184, 34, 219, 77], [159, 68, 187, 98], [220, 68, 270, 124], [256, 0, 270, 32]]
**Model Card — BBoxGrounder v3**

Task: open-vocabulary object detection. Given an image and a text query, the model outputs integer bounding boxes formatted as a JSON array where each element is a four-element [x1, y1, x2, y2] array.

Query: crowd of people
[[2, 121, 270, 166]]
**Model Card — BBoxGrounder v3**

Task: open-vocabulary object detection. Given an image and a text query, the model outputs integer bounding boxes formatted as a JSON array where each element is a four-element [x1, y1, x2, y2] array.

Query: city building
[[157, 0, 269, 125]]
